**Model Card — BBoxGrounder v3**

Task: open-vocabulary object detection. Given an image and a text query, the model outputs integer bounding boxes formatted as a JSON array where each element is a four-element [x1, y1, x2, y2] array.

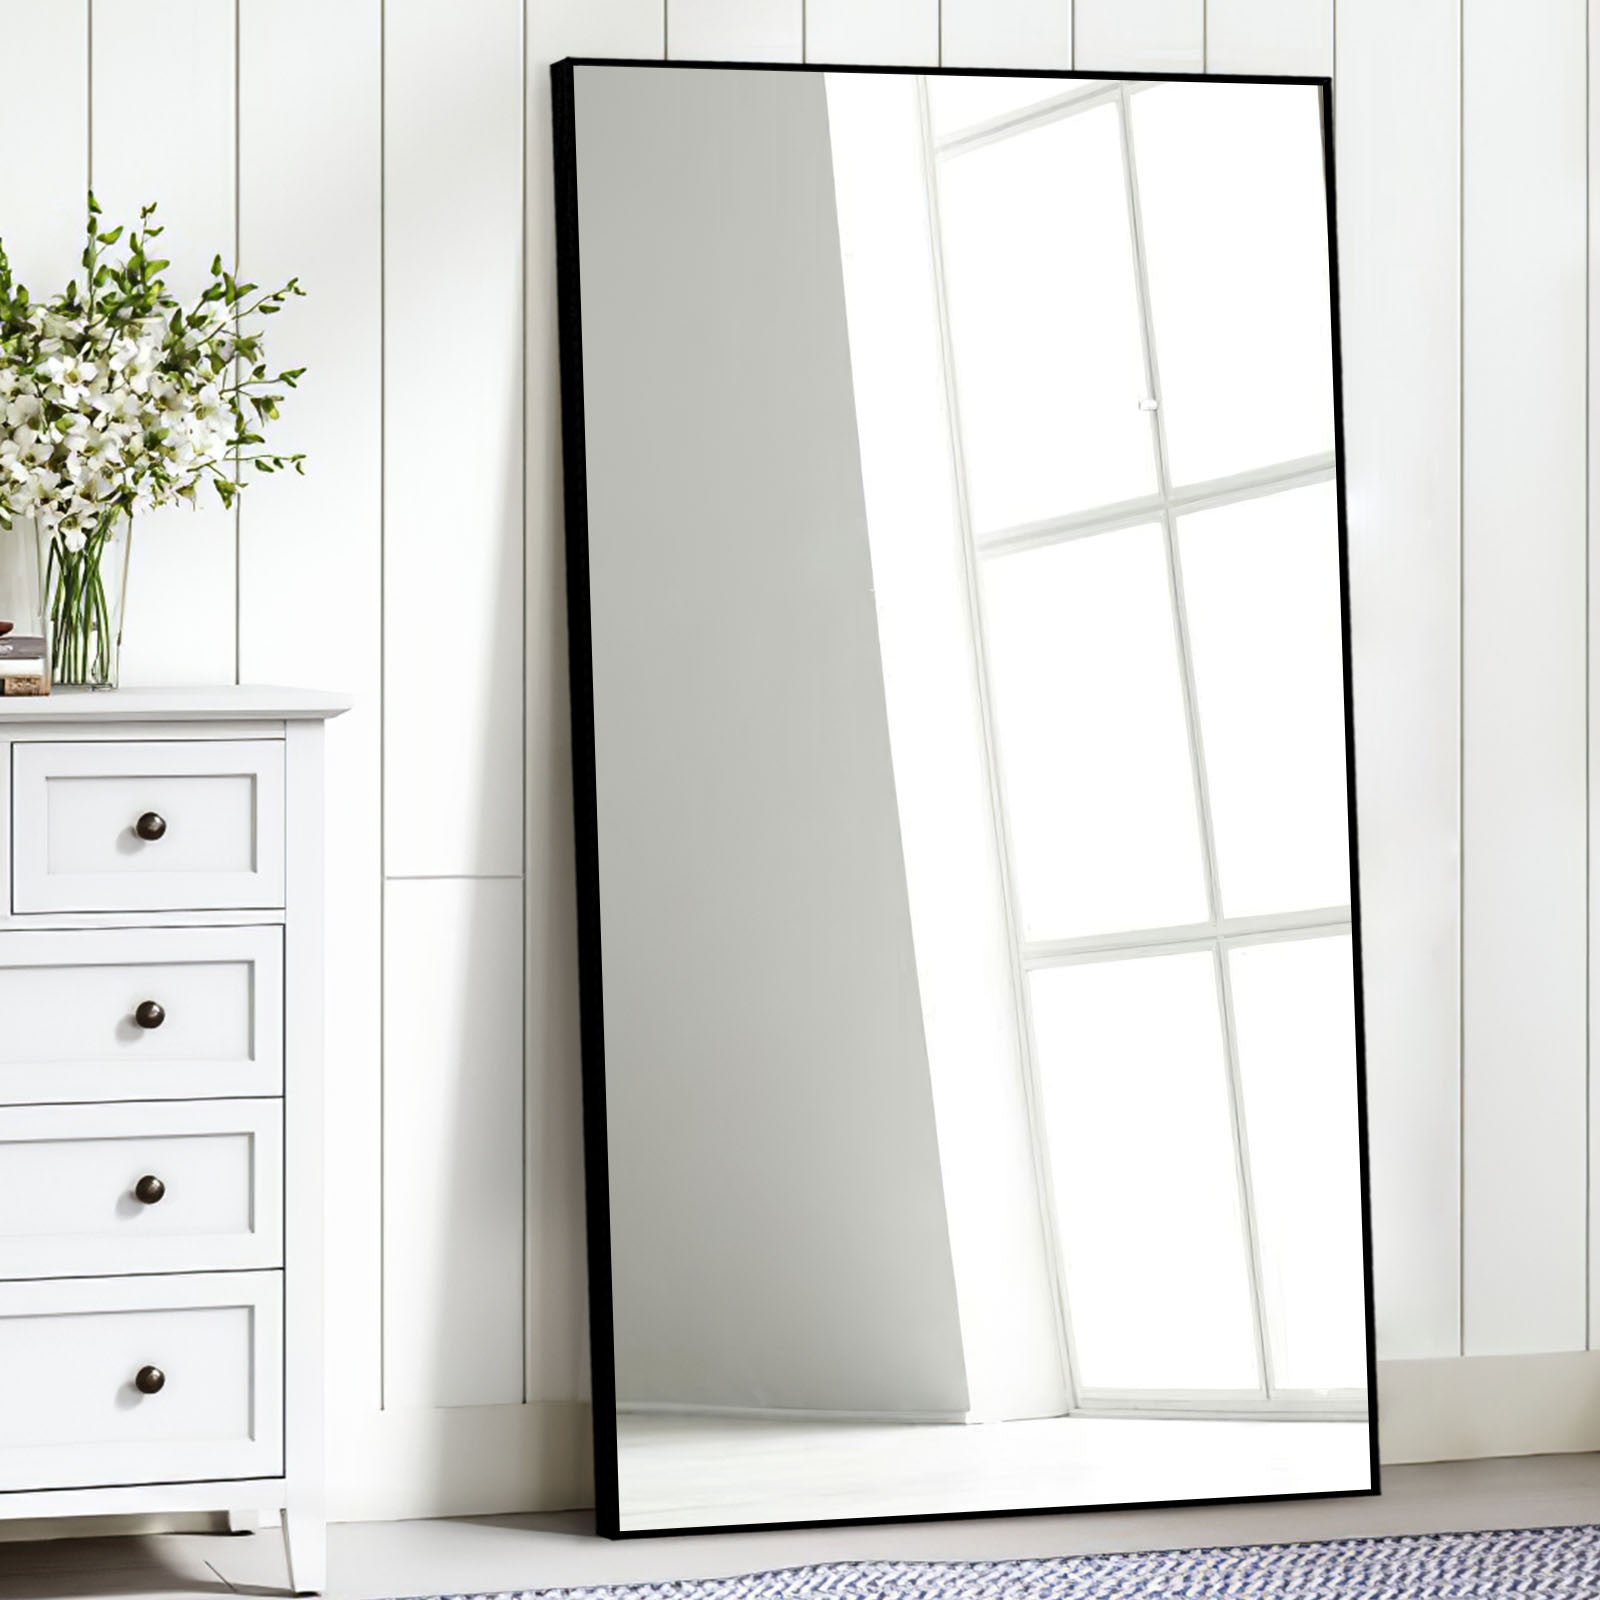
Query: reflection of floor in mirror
[[615, 1412, 1371, 1531]]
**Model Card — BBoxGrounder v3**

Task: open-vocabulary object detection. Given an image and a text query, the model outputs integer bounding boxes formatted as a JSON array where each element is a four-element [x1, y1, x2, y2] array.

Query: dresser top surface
[[0, 685, 351, 724]]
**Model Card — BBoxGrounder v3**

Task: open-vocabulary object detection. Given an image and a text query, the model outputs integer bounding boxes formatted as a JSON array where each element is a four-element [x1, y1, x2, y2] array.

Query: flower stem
[[44, 519, 121, 688]]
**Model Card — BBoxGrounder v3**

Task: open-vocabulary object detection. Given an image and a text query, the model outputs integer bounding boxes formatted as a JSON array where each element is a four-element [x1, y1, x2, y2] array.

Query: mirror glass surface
[[556, 60, 1374, 1537]]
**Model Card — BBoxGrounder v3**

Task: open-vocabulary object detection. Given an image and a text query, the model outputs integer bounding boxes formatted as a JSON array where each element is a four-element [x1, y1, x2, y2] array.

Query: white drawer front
[[0, 1272, 283, 1492], [0, 1100, 282, 1278], [0, 926, 282, 1104], [11, 740, 286, 913]]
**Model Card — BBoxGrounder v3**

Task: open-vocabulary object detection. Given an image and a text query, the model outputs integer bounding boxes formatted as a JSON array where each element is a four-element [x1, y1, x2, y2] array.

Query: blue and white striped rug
[[406, 1526, 1600, 1600]]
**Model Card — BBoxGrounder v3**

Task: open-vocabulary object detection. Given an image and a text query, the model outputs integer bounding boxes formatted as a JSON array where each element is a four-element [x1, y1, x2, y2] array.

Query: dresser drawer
[[0, 926, 282, 1104], [11, 740, 286, 914], [0, 1271, 283, 1492], [0, 1100, 282, 1278]]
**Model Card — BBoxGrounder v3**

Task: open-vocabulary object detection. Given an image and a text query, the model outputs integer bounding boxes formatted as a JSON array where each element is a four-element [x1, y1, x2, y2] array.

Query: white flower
[[90, 387, 142, 425], [82, 427, 121, 468], [0, 438, 30, 483], [5, 393, 41, 429], [122, 336, 161, 393], [108, 421, 142, 456], [192, 383, 224, 424], [14, 470, 54, 514], [42, 354, 98, 406], [149, 376, 187, 417]]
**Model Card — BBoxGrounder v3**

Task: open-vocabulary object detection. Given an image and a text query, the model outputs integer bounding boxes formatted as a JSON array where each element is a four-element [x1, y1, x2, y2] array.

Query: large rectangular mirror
[[554, 59, 1375, 1538]]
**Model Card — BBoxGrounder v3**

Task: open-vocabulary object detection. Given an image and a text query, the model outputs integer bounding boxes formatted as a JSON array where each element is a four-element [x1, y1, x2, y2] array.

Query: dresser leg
[[225, 1508, 264, 1534], [280, 1505, 326, 1595]]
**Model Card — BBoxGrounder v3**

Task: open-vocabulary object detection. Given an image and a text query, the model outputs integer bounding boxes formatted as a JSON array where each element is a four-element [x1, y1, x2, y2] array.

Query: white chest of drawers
[[0, 686, 348, 1595]]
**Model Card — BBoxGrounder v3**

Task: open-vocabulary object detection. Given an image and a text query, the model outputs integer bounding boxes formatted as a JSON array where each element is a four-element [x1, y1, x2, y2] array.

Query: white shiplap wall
[[0, 0, 1593, 1517], [1335, 0, 1462, 1367], [1459, 0, 1589, 1361]]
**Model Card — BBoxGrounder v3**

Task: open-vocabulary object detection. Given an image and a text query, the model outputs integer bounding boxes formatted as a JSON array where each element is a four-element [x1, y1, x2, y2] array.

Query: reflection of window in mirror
[[831, 74, 1359, 1419]]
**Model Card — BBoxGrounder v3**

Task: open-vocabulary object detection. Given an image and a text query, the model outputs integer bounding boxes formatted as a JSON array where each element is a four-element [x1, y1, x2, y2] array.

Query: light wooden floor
[[3, 1452, 1600, 1600], [616, 1412, 1373, 1530]]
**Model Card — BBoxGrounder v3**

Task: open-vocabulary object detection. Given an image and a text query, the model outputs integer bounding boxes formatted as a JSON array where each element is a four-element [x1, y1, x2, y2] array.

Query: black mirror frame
[[550, 55, 1378, 1541]]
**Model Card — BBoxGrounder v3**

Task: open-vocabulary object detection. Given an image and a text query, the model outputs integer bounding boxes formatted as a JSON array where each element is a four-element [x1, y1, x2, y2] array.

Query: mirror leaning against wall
[[552, 58, 1375, 1538]]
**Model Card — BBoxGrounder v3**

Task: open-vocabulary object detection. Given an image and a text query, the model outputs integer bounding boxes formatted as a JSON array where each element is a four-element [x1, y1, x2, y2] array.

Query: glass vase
[[40, 517, 131, 690]]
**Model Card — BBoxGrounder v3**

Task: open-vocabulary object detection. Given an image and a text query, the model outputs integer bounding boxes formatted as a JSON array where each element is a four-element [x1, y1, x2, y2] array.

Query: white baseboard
[[1377, 1352, 1600, 1464], [329, 1399, 592, 1522]]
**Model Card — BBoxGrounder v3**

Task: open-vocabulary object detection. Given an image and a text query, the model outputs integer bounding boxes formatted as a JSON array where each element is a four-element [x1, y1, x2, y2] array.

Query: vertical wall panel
[[237, 0, 384, 1431], [90, 0, 236, 687], [668, 0, 802, 61], [1074, 0, 1201, 72], [1462, 0, 1589, 1356], [384, 879, 528, 1408], [807, 0, 939, 64], [527, 0, 665, 1410], [1335, 0, 1463, 1361], [1208, 0, 1331, 76], [0, 3, 87, 288], [385, 0, 526, 877], [385, 0, 527, 1419], [1591, 0, 1600, 1353], [940, 0, 1072, 68]]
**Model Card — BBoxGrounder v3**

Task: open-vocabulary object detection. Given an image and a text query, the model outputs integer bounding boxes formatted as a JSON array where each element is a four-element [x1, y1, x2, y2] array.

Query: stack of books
[[0, 632, 48, 695]]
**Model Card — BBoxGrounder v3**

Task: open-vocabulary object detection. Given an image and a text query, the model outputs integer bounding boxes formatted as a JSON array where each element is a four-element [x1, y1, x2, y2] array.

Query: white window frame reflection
[[919, 79, 1359, 1422]]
